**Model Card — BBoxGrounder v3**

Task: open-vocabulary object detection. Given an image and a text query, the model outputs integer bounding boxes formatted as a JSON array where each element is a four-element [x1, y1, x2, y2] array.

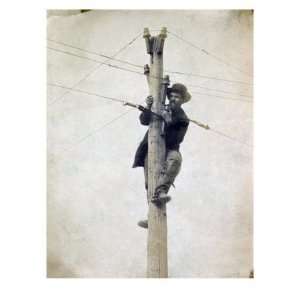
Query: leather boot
[[137, 219, 148, 229]]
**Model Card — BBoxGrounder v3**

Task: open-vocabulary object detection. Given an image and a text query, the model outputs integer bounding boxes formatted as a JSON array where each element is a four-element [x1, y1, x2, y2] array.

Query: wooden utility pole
[[143, 27, 169, 278]]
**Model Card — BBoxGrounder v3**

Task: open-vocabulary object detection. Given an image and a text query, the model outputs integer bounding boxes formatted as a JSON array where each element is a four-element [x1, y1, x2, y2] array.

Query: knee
[[168, 151, 182, 166], [166, 151, 182, 176]]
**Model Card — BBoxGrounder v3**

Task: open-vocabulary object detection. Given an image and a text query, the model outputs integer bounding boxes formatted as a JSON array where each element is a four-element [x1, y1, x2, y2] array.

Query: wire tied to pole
[[189, 119, 210, 130]]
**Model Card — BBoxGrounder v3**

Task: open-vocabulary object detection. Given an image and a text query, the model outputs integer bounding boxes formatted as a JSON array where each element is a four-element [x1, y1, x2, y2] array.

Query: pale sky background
[[47, 9, 253, 278]]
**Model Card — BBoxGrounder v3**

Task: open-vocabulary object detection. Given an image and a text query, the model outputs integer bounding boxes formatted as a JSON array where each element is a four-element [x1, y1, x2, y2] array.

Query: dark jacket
[[132, 107, 189, 168]]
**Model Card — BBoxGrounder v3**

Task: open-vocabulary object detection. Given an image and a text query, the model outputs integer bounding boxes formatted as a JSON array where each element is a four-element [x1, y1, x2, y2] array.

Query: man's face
[[169, 92, 183, 111]]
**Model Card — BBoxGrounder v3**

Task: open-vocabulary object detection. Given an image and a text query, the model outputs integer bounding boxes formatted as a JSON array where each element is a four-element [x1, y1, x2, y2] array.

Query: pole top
[[143, 28, 151, 38], [159, 27, 167, 38], [163, 75, 170, 85]]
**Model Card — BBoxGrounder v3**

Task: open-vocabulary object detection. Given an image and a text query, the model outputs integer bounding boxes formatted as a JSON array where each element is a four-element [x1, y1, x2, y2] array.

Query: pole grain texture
[[144, 28, 168, 278]]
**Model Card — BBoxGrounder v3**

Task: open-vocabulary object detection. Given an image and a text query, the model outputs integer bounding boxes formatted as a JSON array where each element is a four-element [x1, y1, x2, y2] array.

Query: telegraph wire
[[185, 83, 252, 98], [190, 91, 252, 103], [47, 47, 144, 77], [166, 70, 252, 86], [48, 47, 253, 103], [48, 82, 126, 104], [48, 32, 141, 106], [48, 38, 142, 69], [48, 32, 253, 149], [63, 109, 135, 152], [48, 82, 253, 149], [167, 30, 253, 78], [47, 38, 253, 87], [209, 128, 252, 148]]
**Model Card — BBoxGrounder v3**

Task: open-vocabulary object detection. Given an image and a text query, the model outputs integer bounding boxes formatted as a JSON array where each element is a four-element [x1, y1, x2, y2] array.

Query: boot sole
[[137, 221, 148, 229]]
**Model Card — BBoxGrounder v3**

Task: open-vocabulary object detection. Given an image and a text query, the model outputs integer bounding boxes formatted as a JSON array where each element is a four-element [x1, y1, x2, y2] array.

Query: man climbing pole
[[132, 83, 191, 229]]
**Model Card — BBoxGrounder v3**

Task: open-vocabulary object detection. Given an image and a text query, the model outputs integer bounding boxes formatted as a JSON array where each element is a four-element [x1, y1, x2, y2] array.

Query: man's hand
[[145, 95, 154, 108], [162, 109, 172, 125]]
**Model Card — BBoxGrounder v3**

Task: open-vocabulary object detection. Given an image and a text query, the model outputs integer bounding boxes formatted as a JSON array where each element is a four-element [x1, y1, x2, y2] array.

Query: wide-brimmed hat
[[167, 83, 191, 103]]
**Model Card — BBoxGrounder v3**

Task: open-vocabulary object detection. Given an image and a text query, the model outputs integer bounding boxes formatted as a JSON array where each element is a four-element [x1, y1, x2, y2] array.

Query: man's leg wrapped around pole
[[139, 150, 181, 227], [138, 154, 150, 228], [155, 150, 182, 201], [144, 154, 149, 204]]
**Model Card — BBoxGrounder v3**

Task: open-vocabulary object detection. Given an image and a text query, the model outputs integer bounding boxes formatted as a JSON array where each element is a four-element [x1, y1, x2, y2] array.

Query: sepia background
[[47, 9, 253, 278]]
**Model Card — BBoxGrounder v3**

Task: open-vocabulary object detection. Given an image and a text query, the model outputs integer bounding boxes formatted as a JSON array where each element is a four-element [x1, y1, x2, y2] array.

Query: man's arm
[[139, 95, 153, 126]]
